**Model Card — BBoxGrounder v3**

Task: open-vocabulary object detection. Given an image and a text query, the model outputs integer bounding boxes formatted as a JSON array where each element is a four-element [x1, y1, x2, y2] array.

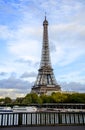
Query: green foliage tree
[[0, 92, 85, 105], [14, 97, 24, 105], [22, 93, 42, 105], [4, 97, 12, 105], [68, 93, 85, 103], [40, 94, 51, 103], [51, 92, 68, 103], [22, 94, 32, 105], [31, 93, 42, 104]]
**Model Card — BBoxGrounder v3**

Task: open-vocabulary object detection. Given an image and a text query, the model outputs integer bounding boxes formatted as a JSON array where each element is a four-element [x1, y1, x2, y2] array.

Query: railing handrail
[[0, 111, 85, 114]]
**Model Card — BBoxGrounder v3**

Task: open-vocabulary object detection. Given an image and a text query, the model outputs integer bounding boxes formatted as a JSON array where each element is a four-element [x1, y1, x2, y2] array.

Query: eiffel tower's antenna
[[45, 12, 46, 20]]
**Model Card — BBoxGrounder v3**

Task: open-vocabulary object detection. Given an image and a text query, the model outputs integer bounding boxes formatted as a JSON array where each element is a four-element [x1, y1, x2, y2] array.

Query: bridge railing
[[0, 111, 85, 127]]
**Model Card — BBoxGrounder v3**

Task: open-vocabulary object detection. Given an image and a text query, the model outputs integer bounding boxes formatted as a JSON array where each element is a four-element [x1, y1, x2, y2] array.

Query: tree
[[22, 94, 32, 105], [4, 97, 12, 105], [31, 93, 42, 104], [40, 94, 51, 103], [14, 97, 24, 105], [22, 93, 42, 105], [51, 92, 69, 103], [0, 98, 4, 105], [69, 93, 85, 103]]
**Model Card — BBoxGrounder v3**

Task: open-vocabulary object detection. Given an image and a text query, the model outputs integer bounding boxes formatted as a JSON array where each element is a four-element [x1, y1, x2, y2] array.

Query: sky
[[0, 0, 85, 99]]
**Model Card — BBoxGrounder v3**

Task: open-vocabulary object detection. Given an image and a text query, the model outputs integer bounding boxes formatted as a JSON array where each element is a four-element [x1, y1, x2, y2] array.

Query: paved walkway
[[1, 126, 85, 130]]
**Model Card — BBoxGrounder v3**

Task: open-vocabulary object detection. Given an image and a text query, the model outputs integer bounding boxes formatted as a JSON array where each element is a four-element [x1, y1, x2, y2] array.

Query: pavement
[[0, 126, 85, 130]]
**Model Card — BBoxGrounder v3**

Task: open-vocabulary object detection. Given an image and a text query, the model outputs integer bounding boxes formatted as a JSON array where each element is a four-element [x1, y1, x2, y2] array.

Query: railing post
[[1, 114, 3, 126], [65, 113, 67, 124], [49, 112, 52, 125], [40, 113, 41, 125], [7, 114, 9, 126], [74, 113, 75, 124], [31, 113, 32, 125], [18, 113, 22, 126], [35, 113, 37, 125], [45, 112, 46, 125], [58, 113, 62, 124], [78, 113, 80, 124], [82, 113, 84, 125]]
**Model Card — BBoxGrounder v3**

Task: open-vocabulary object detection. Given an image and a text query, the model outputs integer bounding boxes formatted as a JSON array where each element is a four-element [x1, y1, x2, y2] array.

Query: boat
[[13, 106, 37, 112], [0, 107, 13, 113]]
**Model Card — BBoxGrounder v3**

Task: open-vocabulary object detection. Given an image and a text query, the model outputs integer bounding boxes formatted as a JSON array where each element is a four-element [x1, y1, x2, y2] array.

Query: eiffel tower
[[31, 16, 61, 95]]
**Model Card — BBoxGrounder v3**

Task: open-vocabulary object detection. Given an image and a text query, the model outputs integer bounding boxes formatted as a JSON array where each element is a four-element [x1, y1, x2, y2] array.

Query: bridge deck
[[1, 126, 85, 130]]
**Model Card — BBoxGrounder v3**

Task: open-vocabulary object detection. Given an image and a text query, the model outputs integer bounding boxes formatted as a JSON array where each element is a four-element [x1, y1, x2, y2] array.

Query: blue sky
[[0, 0, 85, 98]]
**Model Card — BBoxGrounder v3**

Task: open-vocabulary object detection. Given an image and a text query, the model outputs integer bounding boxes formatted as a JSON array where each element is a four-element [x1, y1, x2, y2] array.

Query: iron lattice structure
[[32, 16, 61, 94]]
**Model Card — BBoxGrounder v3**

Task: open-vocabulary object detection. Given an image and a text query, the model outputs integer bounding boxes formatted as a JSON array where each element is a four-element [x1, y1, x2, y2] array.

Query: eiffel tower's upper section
[[40, 16, 51, 68]]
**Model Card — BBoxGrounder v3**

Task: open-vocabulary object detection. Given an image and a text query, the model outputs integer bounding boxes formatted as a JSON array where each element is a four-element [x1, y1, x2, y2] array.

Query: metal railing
[[0, 111, 85, 127]]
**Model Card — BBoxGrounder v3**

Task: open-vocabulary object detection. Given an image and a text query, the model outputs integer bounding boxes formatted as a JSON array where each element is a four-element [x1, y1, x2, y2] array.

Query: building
[[31, 16, 61, 95]]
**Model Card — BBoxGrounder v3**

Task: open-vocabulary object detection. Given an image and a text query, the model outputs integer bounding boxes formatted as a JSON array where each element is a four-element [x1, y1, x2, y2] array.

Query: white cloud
[[0, 76, 33, 89], [5, 24, 42, 65], [0, 88, 29, 99], [58, 70, 85, 84], [0, 72, 7, 76], [49, 21, 85, 66], [20, 72, 37, 78], [0, 75, 33, 98], [60, 81, 85, 92], [0, 25, 13, 39], [8, 40, 41, 62]]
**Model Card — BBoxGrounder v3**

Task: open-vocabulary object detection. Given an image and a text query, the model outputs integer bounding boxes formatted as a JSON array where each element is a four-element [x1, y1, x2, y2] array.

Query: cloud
[[0, 76, 33, 90], [0, 25, 13, 39], [15, 58, 39, 68], [0, 72, 7, 76], [7, 26, 42, 63], [60, 82, 85, 92], [50, 22, 85, 41], [0, 74, 34, 98], [58, 70, 85, 83], [49, 21, 85, 66], [20, 72, 37, 78], [0, 72, 34, 98], [0, 88, 30, 99]]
